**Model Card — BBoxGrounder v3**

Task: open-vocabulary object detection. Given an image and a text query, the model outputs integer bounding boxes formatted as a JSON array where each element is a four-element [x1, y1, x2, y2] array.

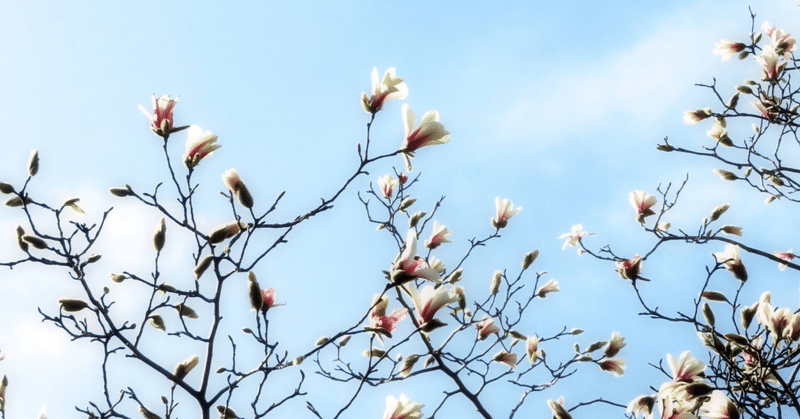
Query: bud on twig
[[4, 195, 31, 207], [153, 218, 166, 252], [315, 336, 329, 346], [338, 335, 351, 347], [110, 273, 127, 283], [736, 85, 753, 95], [0, 183, 14, 194], [709, 204, 730, 222], [248, 272, 263, 311], [194, 255, 214, 280], [28, 150, 39, 177], [109, 185, 133, 197], [522, 250, 539, 270], [173, 355, 200, 381], [59, 298, 88, 312], [490, 271, 502, 295], [216, 406, 238, 419], [22, 235, 48, 250], [408, 211, 426, 228], [702, 302, 715, 327], [175, 303, 199, 319], [139, 406, 162, 419], [149, 315, 166, 331], [398, 198, 416, 212]]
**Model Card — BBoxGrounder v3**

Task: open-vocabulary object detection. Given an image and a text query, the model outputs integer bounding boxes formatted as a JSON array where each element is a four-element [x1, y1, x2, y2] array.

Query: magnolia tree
[[562, 9, 800, 419], [0, 67, 629, 418]]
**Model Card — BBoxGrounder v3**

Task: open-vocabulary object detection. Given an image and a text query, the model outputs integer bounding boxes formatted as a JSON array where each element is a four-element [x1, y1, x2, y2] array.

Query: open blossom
[[604, 332, 626, 358], [751, 97, 779, 121], [400, 104, 450, 171], [492, 350, 517, 369], [616, 255, 642, 280], [756, 300, 800, 342], [425, 221, 451, 249], [713, 244, 747, 281], [378, 174, 398, 199], [706, 121, 732, 146], [222, 169, 254, 209], [559, 224, 594, 251], [526, 336, 541, 363], [139, 94, 178, 136], [475, 316, 500, 340], [367, 295, 408, 340], [755, 44, 786, 81], [629, 191, 657, 223], [183, 126, 220, 168], [713, 40, 746, 60], [362, 67, 408, 114], [392, 229, 442, 284], [598, 358, 625, 377], [626, 394, 656, 419], [668, 351, 705, 383], [763, 21, 797, 57], [774, 249, 794, 270], [536, 279, 559, 298], [402, 283, 457, 329], [492, 197, 521, 229], [383, 394, 424, 419]]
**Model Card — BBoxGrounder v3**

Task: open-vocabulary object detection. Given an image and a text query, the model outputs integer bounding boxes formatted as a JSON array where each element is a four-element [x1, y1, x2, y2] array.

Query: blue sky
[[1, 1, 799, 418]]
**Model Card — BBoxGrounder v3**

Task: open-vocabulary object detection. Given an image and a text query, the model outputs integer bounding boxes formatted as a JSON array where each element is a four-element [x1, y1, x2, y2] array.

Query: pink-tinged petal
[[616, 255, 642, 280], [475, 316, 500, 340], [598, 358, 625, 377], [383, 394, 424, 419], [667, 351, 705, 383], [492, 350, 517, 369], [183, 126, 220, 168]]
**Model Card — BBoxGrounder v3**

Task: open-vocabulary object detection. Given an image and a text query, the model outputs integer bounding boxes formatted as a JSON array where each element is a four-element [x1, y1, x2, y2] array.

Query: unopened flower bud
[[655, 144, 674, 152], [490, 270, 502, 295], [4, 195, 30, 207], [408, 211, 426, 228], [216, 406, 238, 419], [765, 195, 777, 204], [216, 367, 226, 373], [701, 291, 728, 302], [713, 169, 737, 181], [738, 50, 750, 60], [153, 218, 166, 252], [447, 268, 463, 283], [338, 335, 351, 347], [709, 204, 730, 222], [315, 336, 329, 346], [0, 183, 14, 194], [28, 150, 39, 177], [770, 176, 785, 186], [59, 298, 88, 312], [727, 92, 740, 109], [571, 328, 584, 335], [86, 254, 102, 264], [721, 225, 742, 236], [149, 315, 166, 331], [424, 355, 435, 368], [736, 85, 753, 95], [293, 356, 304, 365], [242, 327, 252, 334], [22, 235, 48, 249], [139, 406, 162, 419], [702, 302, 715, 327], [522, 250, 539, 270], [194, 255, 214, 280], [173, 355, 199, 381], [398, 198, 416, 212], [161, 396, 168, 404], [248, 272, 263, 311], [110, 273, 126, 283], [109, 185, 133, 197], [175, 303, 199, 319]]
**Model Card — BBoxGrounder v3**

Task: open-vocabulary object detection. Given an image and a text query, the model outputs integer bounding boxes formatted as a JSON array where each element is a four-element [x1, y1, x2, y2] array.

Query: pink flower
[[391, 229, 442, 284], [261, 288, 277, 310], [378, 174, 398, 199], [492, 350, 517, 369], [492, 197, 521, 229], [475, 316, 500, 341], [629, 191, 657, 224], [367, 295, 408, 340], [222, 169, 254, 209], [383, 394, 423, 419], [712, 244, 748, 281], [425, 221, 451, 249], [400, 104, 450, 171], [402, 283, 457, 330], [183, 126, 221, 168], [626, 394, 656, 419], [536, 279, 559, 298], [774, 249, 794, 271], [616, 255, 642, 281], [598, 358, 625, 377], [559, 224, 594, 251], [526, 336, 540, 363], [139, 94, 179, 137], [713, 40, 746, 61], [361, 67, 408, 114]]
